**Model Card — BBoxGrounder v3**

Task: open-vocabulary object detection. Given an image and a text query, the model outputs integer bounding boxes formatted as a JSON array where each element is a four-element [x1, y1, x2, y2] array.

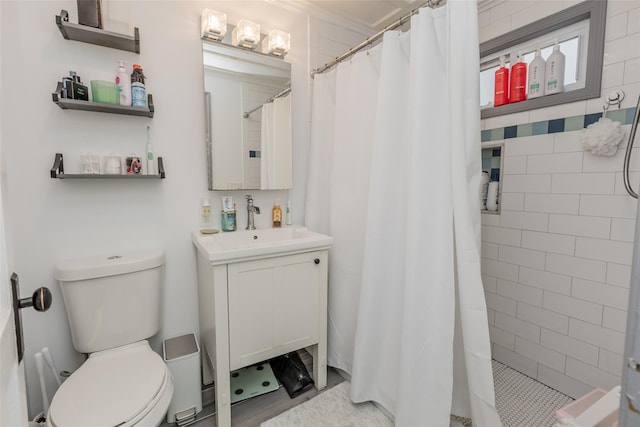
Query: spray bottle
[[115, 60, 131, 106]]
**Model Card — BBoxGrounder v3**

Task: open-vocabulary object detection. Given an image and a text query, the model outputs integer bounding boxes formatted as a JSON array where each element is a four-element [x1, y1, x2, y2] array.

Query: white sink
[[192, 226, 333, 264]]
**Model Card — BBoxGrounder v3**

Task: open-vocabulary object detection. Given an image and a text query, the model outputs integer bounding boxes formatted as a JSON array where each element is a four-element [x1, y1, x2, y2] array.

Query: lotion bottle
[[493, 56, 510, 107], [509, 53, 527, 103], [545, 43, 565, 95], [528, 48, 546, 99], [272, 202, 282, 228], [200, 199, 214, 233], [115, 60, 131, 106]]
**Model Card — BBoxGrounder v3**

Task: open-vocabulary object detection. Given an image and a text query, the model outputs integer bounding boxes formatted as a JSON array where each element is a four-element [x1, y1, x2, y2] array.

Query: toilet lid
[[48, 342, 167, 427]]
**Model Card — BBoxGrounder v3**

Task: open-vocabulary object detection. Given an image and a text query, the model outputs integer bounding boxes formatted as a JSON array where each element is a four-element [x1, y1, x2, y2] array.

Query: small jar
[[221, 210, 237, 232]]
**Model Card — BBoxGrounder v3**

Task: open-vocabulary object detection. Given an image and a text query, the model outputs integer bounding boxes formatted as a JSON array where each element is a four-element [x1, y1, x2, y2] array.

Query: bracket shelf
[[56, 10, 140, 54], [51, 153, 165, 179]]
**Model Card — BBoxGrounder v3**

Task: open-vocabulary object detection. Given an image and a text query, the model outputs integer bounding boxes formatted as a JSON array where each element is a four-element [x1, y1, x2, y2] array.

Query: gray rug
[[261, 382, 393, 427]]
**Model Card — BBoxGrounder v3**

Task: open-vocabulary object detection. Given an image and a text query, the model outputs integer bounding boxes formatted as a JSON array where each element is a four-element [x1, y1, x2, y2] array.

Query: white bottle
[[146, 126, 155, 175], [486, 181, 499, 212], [545, 44, 565, 95], [286, 200, 292, 225], [200, 199, 213, 232], [528, 48, 546, 99], [480, 171, 490, 210], [115, 60, 131, 106]]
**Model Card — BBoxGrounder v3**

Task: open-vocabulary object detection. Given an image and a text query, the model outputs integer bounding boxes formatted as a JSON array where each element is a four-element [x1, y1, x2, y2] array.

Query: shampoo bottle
[[272, 203, 282, 228], [493, 56, 510, 107], [115, 60, 131, 106], [509, 53, 527, 103], [545, 43, 565, 95], [131, 64, 146, 107], [528, 48, 546, 99]]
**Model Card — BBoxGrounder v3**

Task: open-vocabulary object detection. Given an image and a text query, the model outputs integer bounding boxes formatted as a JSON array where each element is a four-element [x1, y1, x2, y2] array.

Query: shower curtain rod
[[311, 0, 445, 76], [243, 86, 291, 118]]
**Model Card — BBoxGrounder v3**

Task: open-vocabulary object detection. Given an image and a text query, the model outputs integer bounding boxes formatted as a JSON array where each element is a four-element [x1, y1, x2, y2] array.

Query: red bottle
[[494, 56, 510, 107], [509, 53, 527, 103]]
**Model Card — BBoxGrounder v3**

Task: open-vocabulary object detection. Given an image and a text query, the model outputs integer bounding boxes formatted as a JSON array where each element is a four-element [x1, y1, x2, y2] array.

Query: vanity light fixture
[[232, 19, 260, 50], [201, 9, 227, 41], [262, 29, 290, 57]]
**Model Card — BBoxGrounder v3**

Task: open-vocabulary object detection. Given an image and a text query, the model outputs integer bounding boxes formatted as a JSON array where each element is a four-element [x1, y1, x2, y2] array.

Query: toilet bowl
[[46, 342, 173, 427], [47, 249, 173, 427]]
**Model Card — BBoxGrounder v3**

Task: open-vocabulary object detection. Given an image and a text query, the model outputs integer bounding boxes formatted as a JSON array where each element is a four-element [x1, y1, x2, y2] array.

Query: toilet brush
[[41, 347, 62, 386], [34, 352, 49, 419]]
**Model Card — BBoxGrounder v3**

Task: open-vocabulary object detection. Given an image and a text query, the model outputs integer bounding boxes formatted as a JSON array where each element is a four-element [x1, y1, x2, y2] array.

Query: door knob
[[11, 273, 52, 363]]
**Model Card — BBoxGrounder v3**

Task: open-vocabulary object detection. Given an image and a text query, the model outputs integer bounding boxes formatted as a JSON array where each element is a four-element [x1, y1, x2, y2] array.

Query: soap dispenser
[[545, 43, 565, 95]]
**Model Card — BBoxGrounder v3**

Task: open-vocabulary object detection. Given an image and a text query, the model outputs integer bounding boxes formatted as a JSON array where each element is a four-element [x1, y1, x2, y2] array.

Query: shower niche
[[481, 144, 503, 214]]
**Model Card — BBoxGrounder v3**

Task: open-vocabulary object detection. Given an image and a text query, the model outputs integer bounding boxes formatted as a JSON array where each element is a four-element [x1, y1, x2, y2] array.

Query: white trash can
[[163, 333, 202, 425]]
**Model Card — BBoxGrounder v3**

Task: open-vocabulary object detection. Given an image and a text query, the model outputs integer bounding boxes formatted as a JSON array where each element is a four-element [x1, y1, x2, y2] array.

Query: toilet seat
[[47, 341, 173, 427]]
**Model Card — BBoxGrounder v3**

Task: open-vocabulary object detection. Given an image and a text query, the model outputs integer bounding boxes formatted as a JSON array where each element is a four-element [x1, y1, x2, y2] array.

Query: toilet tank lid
[[55, 249, 165, 282]]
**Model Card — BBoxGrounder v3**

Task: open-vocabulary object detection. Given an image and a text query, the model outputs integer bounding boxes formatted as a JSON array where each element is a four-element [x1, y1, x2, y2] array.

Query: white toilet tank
[[55, 249, 165, 354]]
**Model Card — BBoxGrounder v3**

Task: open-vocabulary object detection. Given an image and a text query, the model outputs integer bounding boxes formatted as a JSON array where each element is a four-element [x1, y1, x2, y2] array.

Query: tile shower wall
[[479, 0, 640, 399]]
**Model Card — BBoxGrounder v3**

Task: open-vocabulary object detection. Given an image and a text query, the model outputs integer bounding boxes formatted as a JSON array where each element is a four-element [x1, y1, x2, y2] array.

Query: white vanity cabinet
[[193, 227, 331, 427]]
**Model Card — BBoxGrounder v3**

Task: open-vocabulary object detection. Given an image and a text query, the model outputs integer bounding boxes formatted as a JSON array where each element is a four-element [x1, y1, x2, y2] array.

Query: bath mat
[[230, 363, 279, 404]]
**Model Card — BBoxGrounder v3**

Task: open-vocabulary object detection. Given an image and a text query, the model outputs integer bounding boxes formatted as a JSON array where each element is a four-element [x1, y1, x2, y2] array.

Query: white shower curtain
[[305, 2, 501, 426], [261, 93, 292, 189]]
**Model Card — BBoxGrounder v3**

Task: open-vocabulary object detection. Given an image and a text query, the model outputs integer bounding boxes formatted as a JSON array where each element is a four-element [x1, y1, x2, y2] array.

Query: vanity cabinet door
[[227, 250, 327, 370]]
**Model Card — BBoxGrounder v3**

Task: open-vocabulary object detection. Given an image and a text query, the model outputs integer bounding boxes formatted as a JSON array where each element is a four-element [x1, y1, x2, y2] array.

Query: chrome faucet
[[245, 195, 260, 230]]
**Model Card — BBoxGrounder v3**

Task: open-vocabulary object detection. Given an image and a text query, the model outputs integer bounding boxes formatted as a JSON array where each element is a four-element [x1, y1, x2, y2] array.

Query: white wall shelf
[[50, 153, 165, 179], [55, 9, 140, 54]]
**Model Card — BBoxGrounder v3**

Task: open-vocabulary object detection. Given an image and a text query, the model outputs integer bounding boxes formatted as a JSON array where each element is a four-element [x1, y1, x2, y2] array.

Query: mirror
[[203, 40, 292, 190]]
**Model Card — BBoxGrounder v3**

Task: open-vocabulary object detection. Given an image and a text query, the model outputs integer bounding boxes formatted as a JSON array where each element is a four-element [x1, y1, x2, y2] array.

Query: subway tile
[[501, 174, 552, 193], [543, 291, 603, 325], [497, 279, 544, 307], [517, 123, 533, 137], [604, 33, 640, 66], [605, 12, 629, 42], [500, 193, 524, 211], [627, 6, 640, 35], [602, 61, 625, 89], [498, 245, 546, 270], [521, 230, 575, 256], [504, 134, 555, 156], [489, 325, 516, 351], [607, 0, 639, 18], [510, 1, 566, 30], [500, 211, 549, 231], [606, 263, 632, 288], [584, 145, 640, 174], [575, 236, 633, 265], [487, 309, 495, 326], [551, 173, 616, 195], [519, 266, 572, 295], [490, 128, 505, 141], [515, 337, 566, 373], [546, 253, 607, 282], [492, 344, 539, 379], [554, 130, 584, 153], [485, 291, 518, 316], [598, 348, 624, 376], [537, 364, 593, 399], [524, 193, 580, 214], [529, 101, 586, 123], [481, 242, 499, 260], [517, 302, 569, 334], [481, 225, 522, 246], [579, 195, 638, 219], [526, 152, 583, 174], [607, 108, 629, 125], [572, 277, 630, 310], [482, 258, 520, 282], [502, 156, 527, 174], [481, 212, 501, 226], [548, 214, 611, 239], [541, 328, 599, 367], [569, 318, 626, 354], [611, 218, 635, 242], [495, 312, 541, 343], [565, 358, 620, 390], [482, 275, 498, 293], [625, 58, 640, 85], [603, 306, 628, 333]]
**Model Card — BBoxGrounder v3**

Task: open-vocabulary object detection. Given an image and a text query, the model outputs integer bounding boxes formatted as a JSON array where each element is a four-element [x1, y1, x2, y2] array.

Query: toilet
[[47, 249, 174, 427]]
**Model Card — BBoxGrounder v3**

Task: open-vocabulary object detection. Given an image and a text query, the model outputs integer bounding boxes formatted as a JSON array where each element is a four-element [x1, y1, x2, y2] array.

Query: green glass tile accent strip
[[627, 107, 637, 125], [532, 121, 549, 135], [564, 115, 584, 131], [606, 109, 627, 124], [517, 123, 533, 137], [490, 128, 504, 141]]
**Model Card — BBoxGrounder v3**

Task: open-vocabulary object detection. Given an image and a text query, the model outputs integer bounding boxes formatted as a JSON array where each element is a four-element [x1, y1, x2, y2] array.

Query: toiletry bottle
[[545, 43, 565, 95], [527, 48, 546, 99], [272, 203, 282, 228], [146, 126, 155, 175], [131, 64, 146, 107], [286, 200, 292, 226], [493, 56, 510, 107], [480, 171, 489, 210], [200, 199, 214, 233], [509, 53, 527, 103], [115, 60, 131, 106], [486, 181, 499, 212]]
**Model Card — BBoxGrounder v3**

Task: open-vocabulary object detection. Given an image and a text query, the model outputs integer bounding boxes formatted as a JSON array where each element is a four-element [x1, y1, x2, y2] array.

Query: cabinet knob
[[314, 258, 320, 265]]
